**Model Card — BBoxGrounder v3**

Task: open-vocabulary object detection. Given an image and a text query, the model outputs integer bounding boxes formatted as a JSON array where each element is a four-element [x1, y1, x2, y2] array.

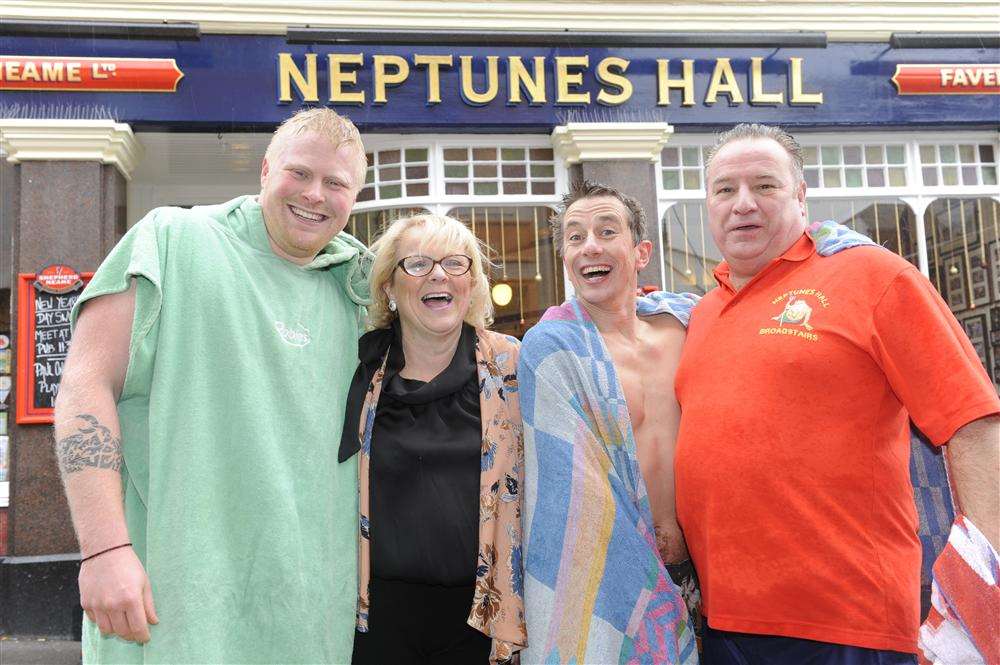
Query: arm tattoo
[[56, 414, 123, 475]]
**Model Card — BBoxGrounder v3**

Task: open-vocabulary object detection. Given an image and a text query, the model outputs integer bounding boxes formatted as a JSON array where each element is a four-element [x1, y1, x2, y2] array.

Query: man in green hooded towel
[[53, 108, 370, 664]]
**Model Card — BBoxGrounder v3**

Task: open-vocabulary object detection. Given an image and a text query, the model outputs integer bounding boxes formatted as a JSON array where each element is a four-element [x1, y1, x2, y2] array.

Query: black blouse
[[368, 323, 482, 587]]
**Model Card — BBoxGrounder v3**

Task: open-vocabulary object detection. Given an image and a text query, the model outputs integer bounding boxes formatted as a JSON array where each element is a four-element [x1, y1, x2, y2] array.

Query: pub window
[[357, 147, 432, 203], [803, 144, 908, 189], [923, 197, 1000, 390], [447, 206, 563, 338], [659, 201, 720, 295], [918, 143, 998, 187], [807, 197, 920, 266], [347, 206, 431, 247], [660, 145, 708, 192], [441, 146, 556, 196]]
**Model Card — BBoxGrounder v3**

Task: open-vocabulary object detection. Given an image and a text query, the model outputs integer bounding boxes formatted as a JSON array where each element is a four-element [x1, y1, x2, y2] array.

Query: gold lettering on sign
[[460, 55, 499, 104], [278, 53, 318, 102], [705, 58, 744, 104], [656, 59, 695, 106], [789, 57, 823, 104], [329, 53, 365, 104], [596, 57, 632, 105], [750, 57, 784, 104], [414, 54, 453, 104], [42, 61, 64, 81], [556, 55, 590, 104], [508, 56, 546, 104], [66, 63, 81, 82], [373, 55, 409, 104]]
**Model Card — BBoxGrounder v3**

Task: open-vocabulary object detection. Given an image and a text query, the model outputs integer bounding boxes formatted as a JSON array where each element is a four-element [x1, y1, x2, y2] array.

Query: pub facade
[[0, 0, 997, 638]]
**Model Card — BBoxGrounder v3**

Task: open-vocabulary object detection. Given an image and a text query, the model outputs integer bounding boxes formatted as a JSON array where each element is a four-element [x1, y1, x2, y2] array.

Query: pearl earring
[[388, 299, 397, 312]]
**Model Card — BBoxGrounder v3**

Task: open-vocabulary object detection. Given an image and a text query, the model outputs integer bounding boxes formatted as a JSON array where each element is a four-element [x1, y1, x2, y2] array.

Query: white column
[[0, 119, 142, 180]]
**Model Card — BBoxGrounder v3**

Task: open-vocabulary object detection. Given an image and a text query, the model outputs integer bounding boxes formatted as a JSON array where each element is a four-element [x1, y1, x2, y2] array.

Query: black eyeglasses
[[396, 254, 473, 277]]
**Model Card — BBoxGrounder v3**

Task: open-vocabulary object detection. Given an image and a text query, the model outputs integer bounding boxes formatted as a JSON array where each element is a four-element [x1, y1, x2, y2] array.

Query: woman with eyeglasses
[[339, 214, 527, 665]]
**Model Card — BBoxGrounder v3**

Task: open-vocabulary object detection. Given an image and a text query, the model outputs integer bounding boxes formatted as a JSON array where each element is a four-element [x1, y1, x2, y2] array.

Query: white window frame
[[656, 130, 1000, 280], [356, 134, 567, 215]]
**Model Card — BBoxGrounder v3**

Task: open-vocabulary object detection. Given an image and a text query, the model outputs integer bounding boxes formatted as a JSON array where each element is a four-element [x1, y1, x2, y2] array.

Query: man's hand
[[79, 545, 158, 644]]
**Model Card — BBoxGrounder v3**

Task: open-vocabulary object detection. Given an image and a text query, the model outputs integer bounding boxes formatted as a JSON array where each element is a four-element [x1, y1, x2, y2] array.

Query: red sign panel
[[0, 55, 183, 92], [892, 64, 1000, 95], [15, 269, 94, 425]]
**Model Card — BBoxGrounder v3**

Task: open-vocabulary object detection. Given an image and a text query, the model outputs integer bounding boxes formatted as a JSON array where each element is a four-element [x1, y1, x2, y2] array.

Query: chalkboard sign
[[15, 267, 93, 424]]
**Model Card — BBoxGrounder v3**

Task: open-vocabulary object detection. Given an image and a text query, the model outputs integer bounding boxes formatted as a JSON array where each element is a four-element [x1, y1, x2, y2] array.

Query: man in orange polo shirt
[[674, 123, 999, 664]]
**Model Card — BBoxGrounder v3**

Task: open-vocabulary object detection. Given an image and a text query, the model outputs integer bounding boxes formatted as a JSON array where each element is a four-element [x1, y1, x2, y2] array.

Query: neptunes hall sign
[[276, 53, 825, 107]]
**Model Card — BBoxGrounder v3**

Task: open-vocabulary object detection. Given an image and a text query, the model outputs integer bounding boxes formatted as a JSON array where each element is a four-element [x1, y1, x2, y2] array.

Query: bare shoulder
[[642, 313, 687, 346]]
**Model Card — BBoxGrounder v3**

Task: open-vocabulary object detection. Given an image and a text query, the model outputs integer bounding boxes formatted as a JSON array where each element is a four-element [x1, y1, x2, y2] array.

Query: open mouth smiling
[[421, 292, 454, 308], [580, 265, 612, 282], [288, 204, 328, 223]]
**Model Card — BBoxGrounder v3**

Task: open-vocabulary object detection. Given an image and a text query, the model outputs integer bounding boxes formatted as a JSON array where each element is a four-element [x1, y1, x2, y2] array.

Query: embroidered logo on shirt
[[274, 321, 311, 347], [760, 289, 830, 342]]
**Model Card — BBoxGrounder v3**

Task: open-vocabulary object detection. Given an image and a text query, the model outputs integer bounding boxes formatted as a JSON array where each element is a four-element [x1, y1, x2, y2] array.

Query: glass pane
[[802, 146, 818, 165], [365, 152, 374, 165], [503, 180, 528, 195], [530, 164, 555, 178], [823, 168, 841, 187], [532, 181, 555, 195], [379, 184, 402, 199], [406, 182, 429, 196], [921, 167, 938, 186], [365, 169, 375, 185], [501, 147, 525, 161], [444, 164, 468, 178], [843, 146, 862, 165], [404, 148, 428, 162], [886, 145, 905, 164], [888, 168, 906, 187], [845, 168, 863, 187], [821, 146, 840, 165], [443, 148, 468, 161], [379, 150, 401, 165], [865, 145, 883, 164], [982, 166, 997, 185], [919, 145, 936, 163], [939, 145, 957, 163], [961, 166, 977, 185], [661, 148, 679, 167], [529, 148, 554, 161], [681, 147, 699, 166], [866, 168, 885, 187], [942, 166, 959, 185], [379, 166, 401, 182], [473, 163, 497, 178], [445, 182, 469, 195], [979, 144, 995, 163], [682, 170, 701, 190], [663, 171, 680, 189], [502, 164, 527, 178], [357, 187, 375, 202], [804, 169, 820, 188], [959, 145, 976, 163], [406, 165, 428, 180], [473, 181, 499, 195], [472, 147, 497, 161]]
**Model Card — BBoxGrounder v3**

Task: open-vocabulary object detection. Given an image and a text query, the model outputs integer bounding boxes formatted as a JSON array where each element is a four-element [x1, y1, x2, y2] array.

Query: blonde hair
[[367, 214, 494, 330], [265, 108, 368, 189]]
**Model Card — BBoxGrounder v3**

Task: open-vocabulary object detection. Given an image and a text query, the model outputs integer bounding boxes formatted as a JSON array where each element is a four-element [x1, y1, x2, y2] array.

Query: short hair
[[367, 214, 494, 330], [264, 108, 368, 190], [705, 123, 805, 185], [550, 180, 647, 254]]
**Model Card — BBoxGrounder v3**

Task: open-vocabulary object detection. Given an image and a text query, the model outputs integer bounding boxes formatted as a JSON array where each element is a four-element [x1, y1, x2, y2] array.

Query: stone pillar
[[0, 120, 139, 637], [551, 122, 673, 289]]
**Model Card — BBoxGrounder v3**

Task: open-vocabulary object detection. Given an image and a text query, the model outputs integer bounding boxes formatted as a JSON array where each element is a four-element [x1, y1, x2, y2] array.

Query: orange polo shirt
[[674, 234, 999, 653]]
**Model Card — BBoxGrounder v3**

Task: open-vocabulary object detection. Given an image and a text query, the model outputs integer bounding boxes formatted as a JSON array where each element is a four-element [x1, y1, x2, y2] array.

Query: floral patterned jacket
[[351, 328, 527, 664]]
